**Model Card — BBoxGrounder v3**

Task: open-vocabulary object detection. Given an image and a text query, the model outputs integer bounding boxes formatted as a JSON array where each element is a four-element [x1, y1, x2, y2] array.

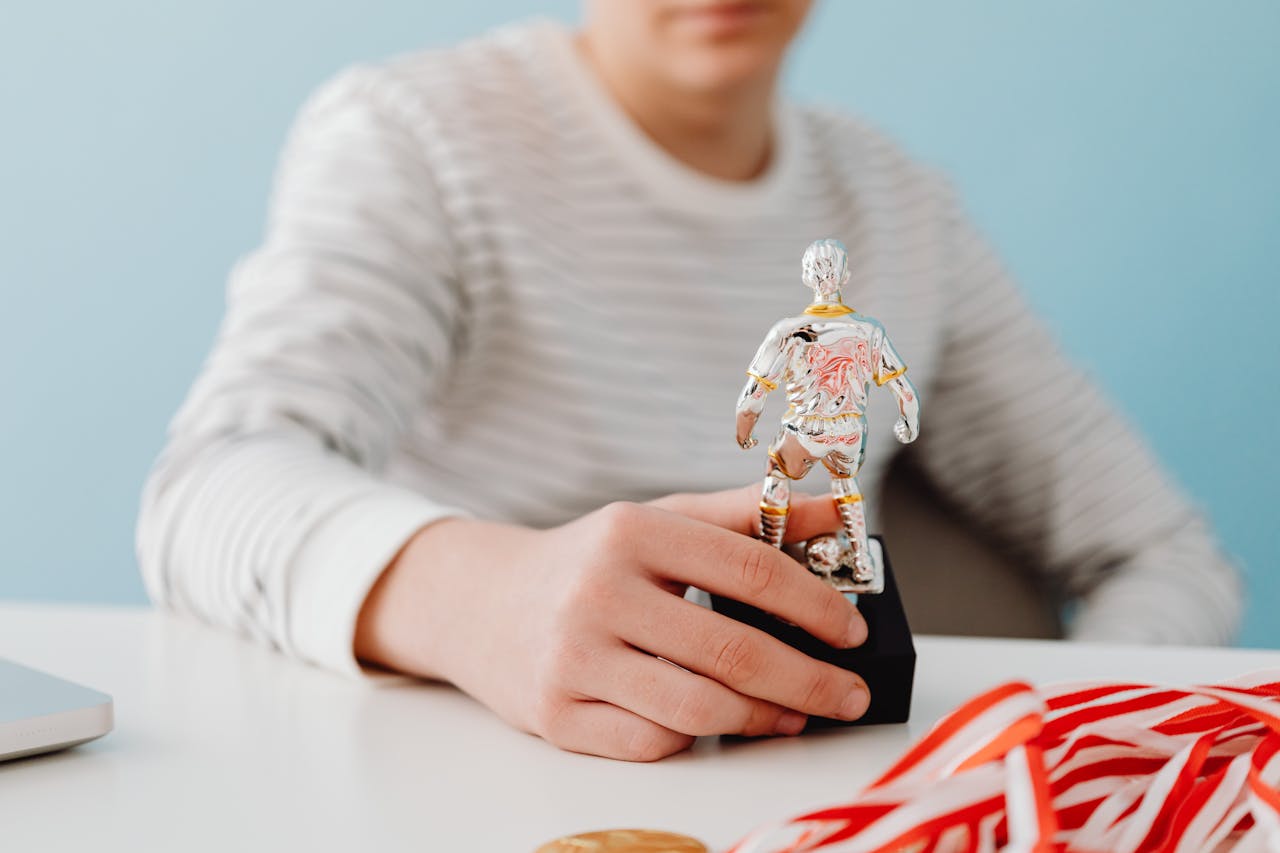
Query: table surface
[[1, 604, 1276, 852]]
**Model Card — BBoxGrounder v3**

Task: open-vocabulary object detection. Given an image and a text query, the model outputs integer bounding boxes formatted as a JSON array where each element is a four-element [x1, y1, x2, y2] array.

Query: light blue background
[[1, 2, 1276, 643]]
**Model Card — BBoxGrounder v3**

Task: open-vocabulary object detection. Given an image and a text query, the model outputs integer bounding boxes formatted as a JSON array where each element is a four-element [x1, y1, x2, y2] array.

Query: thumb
[[648, 484, 841, 543]]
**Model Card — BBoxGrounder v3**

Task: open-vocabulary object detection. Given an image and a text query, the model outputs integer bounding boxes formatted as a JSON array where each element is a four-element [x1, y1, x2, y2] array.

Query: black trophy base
[[710, 535, 915, 728]]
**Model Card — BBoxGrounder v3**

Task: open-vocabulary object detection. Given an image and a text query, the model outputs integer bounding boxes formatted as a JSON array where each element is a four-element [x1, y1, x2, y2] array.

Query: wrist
[[353, 517, 494, 681]]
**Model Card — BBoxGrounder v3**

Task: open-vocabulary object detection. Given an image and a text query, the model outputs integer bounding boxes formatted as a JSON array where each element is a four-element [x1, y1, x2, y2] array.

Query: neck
[[804, 291, 853, 317], [575, 33, 777, 181]]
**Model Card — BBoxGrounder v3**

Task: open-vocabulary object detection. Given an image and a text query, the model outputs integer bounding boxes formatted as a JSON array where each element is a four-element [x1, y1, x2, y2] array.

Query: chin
[[671, 43, 784, 92], [657, 0, 807, 91]]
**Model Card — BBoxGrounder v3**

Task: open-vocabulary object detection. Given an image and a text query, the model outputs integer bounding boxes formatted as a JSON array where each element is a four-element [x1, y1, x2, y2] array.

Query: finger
[[628, 504, 865, 649], [649, 484, 840, 543], [539, 699, 694, 762], [581, 646, 807, 738], [613, 589, 870, 722]]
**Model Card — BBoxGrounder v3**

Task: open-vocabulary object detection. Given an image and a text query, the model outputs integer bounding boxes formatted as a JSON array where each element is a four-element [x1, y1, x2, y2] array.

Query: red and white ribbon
[[730, 672, 1280, 853]]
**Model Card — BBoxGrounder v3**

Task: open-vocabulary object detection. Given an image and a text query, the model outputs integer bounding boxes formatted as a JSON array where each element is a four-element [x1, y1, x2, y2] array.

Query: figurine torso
[[771, 314, 888, 422]]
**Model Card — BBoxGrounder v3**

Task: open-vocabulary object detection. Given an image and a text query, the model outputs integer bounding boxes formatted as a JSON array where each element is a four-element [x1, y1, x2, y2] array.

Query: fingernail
[[838, 686, 869, 721], [775, 711, 807, 736], [845, 609, 867, 647]]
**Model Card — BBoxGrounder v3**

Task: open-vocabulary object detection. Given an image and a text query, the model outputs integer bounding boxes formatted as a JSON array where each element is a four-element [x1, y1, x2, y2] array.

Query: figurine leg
[[822, 440, 874, 585], [758, 465, 791, 549], [758, 430, 813, 548], [829, 475, 875, 584]]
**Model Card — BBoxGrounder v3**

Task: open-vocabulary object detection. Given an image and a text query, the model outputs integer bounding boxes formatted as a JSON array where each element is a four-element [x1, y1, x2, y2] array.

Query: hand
[[893, 417, 918, 444], [355, 486, 869, 762], [738, 435, 758, 450]]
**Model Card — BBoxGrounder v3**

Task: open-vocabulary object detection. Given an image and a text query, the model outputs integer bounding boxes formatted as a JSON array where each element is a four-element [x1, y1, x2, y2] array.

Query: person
[[137, 1, 1242, 761]]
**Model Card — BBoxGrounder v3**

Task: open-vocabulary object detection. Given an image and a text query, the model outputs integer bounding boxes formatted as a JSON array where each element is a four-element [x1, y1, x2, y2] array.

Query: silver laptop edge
[[0, 658, 114, 761]]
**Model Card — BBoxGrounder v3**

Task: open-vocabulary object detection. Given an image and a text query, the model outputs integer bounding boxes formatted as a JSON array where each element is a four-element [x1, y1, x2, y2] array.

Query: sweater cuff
[[288, 485, 464, 675]]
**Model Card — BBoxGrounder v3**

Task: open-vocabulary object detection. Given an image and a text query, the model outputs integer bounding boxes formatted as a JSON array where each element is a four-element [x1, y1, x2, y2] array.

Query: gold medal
[[534, 828, 707, 852]]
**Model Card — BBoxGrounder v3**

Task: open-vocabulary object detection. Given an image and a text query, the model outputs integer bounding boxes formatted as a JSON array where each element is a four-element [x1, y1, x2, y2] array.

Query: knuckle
[[669, 689, 717, 735], [589, 501, 647, 557], [799, 668, 839, 713], [599, 500, 644, 535], [530, 694, 572, 740], [736, 544, 780, 600], [621, 726, 678, 763], [815, 588, 848, 636], [741, 702, 785, 737], [710, 632, 760, 685]]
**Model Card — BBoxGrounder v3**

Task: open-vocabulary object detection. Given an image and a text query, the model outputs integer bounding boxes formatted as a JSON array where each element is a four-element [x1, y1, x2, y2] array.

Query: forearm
[[887, 374, 920, 435], [135, 68, 478, 672], [1068, 516, 1242, 645], [736, 407, 761, 447], [915, 181, 1242, 644], [895, 379, 918, 417], [138, 431, 456, 673]]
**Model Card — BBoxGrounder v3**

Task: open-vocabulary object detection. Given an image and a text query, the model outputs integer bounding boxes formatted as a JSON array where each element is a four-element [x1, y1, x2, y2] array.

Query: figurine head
[[801, 238, 850, 299]]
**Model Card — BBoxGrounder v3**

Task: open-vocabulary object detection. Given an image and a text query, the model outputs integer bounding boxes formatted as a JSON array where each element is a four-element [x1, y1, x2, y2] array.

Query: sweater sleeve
[[911, 189, 1243, 645], [137, 67, 467, 674]]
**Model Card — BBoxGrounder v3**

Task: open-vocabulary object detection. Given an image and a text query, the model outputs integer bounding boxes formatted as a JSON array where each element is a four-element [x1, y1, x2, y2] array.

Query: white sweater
[[137, 20, 1241, 674]]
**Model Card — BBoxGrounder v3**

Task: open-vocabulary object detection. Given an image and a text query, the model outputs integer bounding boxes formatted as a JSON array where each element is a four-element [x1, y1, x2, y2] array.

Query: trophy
[[713, 238, 921, 727]]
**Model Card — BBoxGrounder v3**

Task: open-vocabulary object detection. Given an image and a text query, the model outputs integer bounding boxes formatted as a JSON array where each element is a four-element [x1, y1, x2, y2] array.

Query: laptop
[[0, 659, 113, 761]]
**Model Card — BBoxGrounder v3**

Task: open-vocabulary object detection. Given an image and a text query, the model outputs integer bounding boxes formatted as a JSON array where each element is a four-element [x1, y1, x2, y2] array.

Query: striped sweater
[[137, 20, 1241, 674]]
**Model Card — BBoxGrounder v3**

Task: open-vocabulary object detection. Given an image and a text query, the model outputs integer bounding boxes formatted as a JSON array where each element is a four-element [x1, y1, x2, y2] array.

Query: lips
[[670, 1, 773, 39]]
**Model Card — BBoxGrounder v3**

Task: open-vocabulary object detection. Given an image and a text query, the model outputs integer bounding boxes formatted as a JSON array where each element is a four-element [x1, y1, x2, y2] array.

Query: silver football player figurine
[[736, 239, 921, 594]]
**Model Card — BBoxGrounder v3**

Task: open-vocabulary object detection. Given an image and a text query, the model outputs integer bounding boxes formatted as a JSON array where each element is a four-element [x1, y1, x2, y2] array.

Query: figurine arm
[[875, 334, 919, 443], [735, 325, 788, 449]]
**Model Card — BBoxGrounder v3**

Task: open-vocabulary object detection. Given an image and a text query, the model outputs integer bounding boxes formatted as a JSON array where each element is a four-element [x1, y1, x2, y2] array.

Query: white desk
[[1, 604, 1276, 851]]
